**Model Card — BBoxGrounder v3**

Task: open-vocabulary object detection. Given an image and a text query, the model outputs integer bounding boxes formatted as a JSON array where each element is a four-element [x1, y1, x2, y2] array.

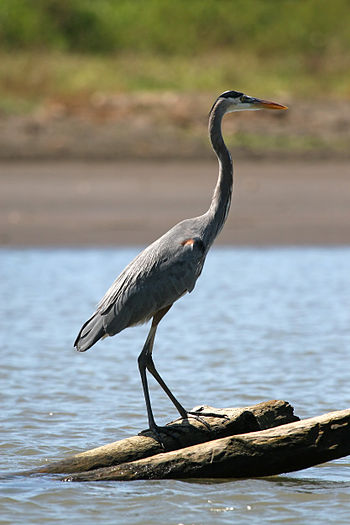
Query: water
[[1, 247, 350, 524]]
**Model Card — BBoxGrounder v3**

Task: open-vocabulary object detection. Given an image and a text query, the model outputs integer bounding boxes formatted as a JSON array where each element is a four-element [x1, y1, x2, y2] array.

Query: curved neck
[[202, 101, 233, 247]]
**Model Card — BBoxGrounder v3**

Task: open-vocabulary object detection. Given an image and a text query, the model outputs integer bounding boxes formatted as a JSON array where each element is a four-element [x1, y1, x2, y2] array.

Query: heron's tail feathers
[[74, 312, 106, 352]]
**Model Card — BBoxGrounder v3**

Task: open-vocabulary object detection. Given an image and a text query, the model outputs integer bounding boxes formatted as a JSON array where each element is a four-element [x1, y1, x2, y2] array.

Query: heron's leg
[[145, 310, 212, 431], [139, 306, 212, 434], [146, 354, 214, 430], [144, 306, 189, 420], [138, 306, 185, 421], [137, 323, 158, 432], [146, 355, 188, 419]]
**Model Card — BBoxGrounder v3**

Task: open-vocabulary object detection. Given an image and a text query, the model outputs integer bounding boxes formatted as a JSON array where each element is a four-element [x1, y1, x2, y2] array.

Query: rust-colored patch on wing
[[181, 238, 195, 247]]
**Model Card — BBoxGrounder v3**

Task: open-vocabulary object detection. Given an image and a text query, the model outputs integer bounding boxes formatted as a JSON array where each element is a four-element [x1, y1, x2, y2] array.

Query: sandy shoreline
[[1, 160, 349, 246]]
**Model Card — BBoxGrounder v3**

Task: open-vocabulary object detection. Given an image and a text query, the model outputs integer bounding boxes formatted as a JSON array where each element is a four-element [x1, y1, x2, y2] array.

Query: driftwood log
[[63, 408, 350, 482], [35, 400, 296, 475], [26, 401, 350, 481]]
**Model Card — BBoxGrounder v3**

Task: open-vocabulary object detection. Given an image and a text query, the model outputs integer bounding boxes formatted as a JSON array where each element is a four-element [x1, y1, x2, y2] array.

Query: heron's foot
[[139, 423, 183, 450], [170, 411, 213, 431], [188, 407, 229, 420], [183, 407, 231, 430], [171, 407, 229, 428]]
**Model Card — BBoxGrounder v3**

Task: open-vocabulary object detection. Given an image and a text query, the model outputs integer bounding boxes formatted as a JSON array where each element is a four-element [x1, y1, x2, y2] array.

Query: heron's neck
[[203, 103, 233, 247]]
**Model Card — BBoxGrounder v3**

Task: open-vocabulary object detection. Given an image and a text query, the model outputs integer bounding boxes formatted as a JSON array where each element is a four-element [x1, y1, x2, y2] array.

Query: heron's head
[[214, 90, 288, 113]]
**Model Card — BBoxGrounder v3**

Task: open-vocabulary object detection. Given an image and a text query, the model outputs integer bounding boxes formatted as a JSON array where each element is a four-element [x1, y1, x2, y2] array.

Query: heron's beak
[[252, 98, 288, 110]]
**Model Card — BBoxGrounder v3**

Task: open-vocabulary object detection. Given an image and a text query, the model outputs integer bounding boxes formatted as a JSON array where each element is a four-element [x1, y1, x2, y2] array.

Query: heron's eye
[[240, 95, 248, 103]]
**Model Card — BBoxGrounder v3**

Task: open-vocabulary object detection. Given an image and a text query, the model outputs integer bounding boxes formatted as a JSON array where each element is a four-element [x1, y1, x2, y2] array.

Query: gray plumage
[[75, 224, 206, 350], [74, 90, 287, 433]]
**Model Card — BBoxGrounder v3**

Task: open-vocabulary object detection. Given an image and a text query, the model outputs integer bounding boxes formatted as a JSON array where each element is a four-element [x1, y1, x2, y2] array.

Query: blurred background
[[0, 0, 349, 244]]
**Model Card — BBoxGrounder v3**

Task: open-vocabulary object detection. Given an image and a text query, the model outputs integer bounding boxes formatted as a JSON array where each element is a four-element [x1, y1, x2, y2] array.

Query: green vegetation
[[1, 0, 350, 56], [0, 0, 349, 112]]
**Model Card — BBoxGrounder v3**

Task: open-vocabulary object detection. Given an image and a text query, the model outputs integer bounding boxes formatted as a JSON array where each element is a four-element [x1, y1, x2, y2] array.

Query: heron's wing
[[96, 260, 141, 314], [96, 235, 206, 323]]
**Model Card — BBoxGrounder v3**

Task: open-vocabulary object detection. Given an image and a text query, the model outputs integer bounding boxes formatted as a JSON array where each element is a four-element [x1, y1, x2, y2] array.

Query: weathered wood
[[34, 400, 297, 475], [63, 408, 350, 482]]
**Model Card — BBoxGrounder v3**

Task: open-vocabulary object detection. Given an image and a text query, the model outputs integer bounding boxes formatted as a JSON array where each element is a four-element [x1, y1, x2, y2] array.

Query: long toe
[[188, 409, 229, 419], [171, 412, 212, 431]]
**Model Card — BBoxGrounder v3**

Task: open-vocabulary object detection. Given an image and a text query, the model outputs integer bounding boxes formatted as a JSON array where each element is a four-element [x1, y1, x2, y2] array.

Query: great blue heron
[[74, 90, 287, 436]]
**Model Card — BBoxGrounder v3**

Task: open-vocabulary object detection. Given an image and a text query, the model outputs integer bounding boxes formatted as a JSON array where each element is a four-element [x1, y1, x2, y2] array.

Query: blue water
[[1, 247, 350, 524]]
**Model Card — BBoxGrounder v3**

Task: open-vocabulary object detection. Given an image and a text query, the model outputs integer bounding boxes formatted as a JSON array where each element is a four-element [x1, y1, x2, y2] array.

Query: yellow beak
[[252, 98, 288, 110]]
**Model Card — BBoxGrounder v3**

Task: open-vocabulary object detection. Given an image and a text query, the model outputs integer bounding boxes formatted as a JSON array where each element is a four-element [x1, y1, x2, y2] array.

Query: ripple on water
[[1, 247, 350, 525]]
